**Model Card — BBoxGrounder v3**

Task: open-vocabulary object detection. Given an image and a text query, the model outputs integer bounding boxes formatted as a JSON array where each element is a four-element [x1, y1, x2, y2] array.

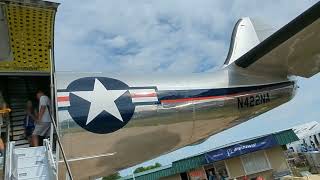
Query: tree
[[103, 172, 121, 180], [133, 163, 162, 174]]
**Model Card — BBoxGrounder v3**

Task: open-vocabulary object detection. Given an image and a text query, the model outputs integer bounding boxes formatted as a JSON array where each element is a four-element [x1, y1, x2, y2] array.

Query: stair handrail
[[2, 109, 13, 180], [44, 139, 57, 179], [44, 139, 56, 169], [4, 141, 14, 180], [47, 105, 74, 180]]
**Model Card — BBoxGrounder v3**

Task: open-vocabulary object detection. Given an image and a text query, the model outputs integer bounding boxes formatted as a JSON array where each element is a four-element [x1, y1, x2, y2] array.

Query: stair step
[[13, 135, 25, 141], [7, 88, 27, 91], [8, 90, 27, 92], [12, 120, 25, 126], [7, 84, 26, 87], [11, 116, 25, 121], [11, 108, 26, 112], [13, 130, 25, 136], [7, 93, 27, 97], [17, 165, 49, 180], [7, 80, 25, 83], [18, 176, 50, 180], [11, 109, 25, 113], [17, 144, 31, 148], [16, 156, 47, 169], [11, 111, 26, 117], [7, 77, 25, 81], [10, 104, 25, 107], [15, 140, 29, 147], [12, 134, 25, 141], [10, 102, 26, 106], [8, 92, 27, 95], [12, 125, 25, 131], [14, 146, 46, 158], [10, 99, 28, 103], [11, 118, 26, 122]]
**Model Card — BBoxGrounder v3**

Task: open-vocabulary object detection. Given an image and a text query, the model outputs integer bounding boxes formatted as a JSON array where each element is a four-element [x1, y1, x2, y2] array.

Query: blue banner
[[205, 135, 277, 163]]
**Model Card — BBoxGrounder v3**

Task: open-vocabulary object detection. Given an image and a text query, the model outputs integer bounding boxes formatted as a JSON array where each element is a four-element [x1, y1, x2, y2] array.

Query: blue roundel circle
[[67, 77, 135, 134]]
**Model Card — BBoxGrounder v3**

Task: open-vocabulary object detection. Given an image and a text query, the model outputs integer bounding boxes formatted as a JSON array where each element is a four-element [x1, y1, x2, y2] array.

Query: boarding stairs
[[2, 77, 73, 180], [3, 90, 74, 180], [7, 77, 32, 148], [5, 140, 56, 180], [6, 78, 57, 180]]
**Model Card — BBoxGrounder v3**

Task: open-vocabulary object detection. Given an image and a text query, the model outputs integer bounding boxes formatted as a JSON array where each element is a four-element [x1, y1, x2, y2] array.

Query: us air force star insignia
[[58, 76, 156, 134], [71, 78, 126, 125]]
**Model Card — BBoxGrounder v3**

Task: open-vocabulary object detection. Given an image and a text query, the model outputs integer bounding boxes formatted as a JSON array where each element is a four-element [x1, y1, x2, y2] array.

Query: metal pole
[[55, 143, 60, 180], [132, 170, 135, 180], [49, 48, 55, 148], [47, 106, 74, 180], [5, 112, 10, 145], [65, 171, 70, 180]]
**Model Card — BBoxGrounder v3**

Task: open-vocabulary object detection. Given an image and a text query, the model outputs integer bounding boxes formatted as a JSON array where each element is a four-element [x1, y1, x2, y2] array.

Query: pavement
[[283, 175, 320, 180]]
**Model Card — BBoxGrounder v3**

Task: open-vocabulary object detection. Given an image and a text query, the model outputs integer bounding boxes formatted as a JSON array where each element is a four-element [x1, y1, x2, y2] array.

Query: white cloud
[[102, 36, 128, 48], [52, 1, 234, 72], [53, 0, 317, 74]]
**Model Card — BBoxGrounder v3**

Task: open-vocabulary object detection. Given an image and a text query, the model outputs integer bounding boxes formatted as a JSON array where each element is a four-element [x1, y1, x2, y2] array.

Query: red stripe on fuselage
[[131, 92, 157, 98], [58, 96, 69, 102]]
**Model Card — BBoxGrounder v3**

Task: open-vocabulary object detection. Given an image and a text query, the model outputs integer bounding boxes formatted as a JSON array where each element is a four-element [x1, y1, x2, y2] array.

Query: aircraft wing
[[234, 2, 320, 78]]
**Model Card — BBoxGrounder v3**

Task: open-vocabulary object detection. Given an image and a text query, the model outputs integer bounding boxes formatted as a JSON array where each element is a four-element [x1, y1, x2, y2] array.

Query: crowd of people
[[299, 142, 319, 152], [0, 89, 52, 153], [207, 170, 228, 180]]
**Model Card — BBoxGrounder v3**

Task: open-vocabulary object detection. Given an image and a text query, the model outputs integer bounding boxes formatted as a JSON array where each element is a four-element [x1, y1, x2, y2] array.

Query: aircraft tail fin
[[234, 2, 320, 78], [224, 17, 275, 65]]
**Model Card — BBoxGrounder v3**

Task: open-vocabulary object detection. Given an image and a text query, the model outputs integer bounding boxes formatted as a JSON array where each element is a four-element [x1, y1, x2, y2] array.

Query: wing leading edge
[[234, 2, 320, 78]]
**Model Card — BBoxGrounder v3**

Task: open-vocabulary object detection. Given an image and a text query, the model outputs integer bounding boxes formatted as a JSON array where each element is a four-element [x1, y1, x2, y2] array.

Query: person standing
[[208, 171, 216, 180], [24, 100, 36, 145], [31, 90, 51, 147], [0, 92, 10, 156]]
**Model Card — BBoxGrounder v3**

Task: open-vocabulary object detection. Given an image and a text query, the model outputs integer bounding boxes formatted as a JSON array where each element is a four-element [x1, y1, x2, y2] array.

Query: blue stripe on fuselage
[[157, 81, 294, 101]]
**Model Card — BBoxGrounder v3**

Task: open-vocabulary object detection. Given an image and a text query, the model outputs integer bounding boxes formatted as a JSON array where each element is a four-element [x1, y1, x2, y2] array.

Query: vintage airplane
[[0, 0, 319, 180]]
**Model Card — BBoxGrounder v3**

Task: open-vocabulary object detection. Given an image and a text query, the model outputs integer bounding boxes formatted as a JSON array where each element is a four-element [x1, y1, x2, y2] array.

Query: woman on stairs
[[24, 100, 36, 145]]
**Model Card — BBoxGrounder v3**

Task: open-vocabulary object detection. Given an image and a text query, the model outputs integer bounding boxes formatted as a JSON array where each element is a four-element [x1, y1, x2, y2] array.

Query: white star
[[71, 78, 126, 125]]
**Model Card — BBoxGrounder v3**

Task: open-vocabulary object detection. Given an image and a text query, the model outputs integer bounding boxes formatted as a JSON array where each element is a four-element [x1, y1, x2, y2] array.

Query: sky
[[52, 0, 320, 176]]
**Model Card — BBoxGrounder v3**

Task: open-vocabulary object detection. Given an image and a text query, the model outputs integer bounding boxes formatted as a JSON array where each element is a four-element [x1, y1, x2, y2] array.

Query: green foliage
[[103, 172, 121, 180], [133, 163, 162, 174]]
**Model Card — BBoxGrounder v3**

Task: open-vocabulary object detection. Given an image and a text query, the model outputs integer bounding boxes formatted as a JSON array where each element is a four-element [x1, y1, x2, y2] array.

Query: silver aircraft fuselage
[[55, 65, 296, 179]]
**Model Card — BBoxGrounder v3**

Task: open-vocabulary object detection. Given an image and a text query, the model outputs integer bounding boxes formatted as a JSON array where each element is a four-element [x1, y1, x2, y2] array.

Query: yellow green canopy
[[0, 0, 59, 73]]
